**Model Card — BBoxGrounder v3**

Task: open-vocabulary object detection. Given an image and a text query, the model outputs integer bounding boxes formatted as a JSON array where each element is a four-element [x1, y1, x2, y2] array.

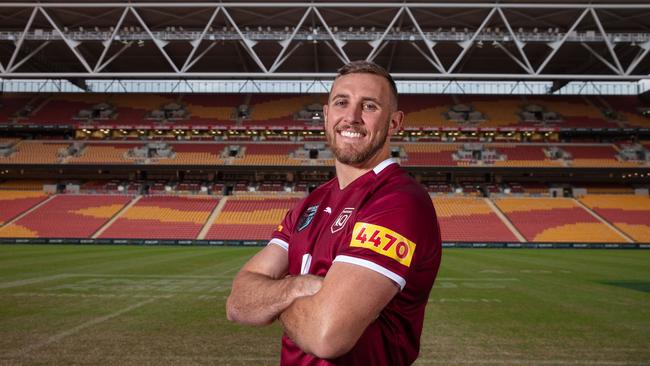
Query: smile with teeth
[[339, 130, 365, 139]]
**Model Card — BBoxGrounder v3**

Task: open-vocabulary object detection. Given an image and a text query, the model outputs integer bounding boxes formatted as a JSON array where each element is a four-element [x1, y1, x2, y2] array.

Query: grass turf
[[0, 245, 648, 365]]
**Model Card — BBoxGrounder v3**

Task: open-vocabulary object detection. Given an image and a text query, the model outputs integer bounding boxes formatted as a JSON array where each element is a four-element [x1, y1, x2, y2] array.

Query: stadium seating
[[204, 196, 299, 240], [0, 94, 32, 122], [66, 142, 134, 164], [400, 143, 458, 166], [99, 195, 219, 239], [465, 95, 521, 128], [493, 197, 627, 243], [232, 143, 302, 166], [579, 194, 650, 243], [109, 94, 176, 124], [182, 94, 243, 124], [24, 94, 105, 125], [0, 190, 49, 225], [492, 144, 562, 167], [0, 195, 132, 238], [402, 95, 453, 128], [248, 94, 326, 126], [0, 180, 54, 190], [526, 96, 617, 129], [0, 141, 67, 164], [563, 145, 638, 167], [605, 96, 650, 128], [157, 143, 227, 165], [432, 196, 518, 242]]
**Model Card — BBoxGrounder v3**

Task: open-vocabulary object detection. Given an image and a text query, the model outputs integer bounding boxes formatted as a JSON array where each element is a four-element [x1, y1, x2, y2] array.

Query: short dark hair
[[335, 60, 398, 106]]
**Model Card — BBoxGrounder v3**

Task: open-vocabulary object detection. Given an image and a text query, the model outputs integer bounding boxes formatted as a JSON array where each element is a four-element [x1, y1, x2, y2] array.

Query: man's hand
[[287, 274, 323, 299], [226, 244, 324, 326], [278, 260, 399, 359]]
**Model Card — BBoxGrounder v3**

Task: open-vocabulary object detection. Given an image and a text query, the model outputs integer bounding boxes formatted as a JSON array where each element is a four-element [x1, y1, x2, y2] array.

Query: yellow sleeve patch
[[349, 222, 416, 267]]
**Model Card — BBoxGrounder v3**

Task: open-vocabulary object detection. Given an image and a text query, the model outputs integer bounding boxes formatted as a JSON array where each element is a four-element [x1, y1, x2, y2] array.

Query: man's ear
[[389, 110, 404, 134]]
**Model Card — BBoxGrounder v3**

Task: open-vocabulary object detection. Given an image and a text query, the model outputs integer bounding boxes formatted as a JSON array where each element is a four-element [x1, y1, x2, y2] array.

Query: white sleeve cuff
[[333, 255, 406, 290], [268, 238, 289, 251]]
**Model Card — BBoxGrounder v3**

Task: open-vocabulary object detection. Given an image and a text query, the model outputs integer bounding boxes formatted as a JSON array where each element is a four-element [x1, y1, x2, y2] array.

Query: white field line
[[437, 278, 520, 281], [10, 292, 173, 299], [62, 273, 234, 279], [5, 298, 156, 358], [416, 359, 646, 365], [0, 274, 72, 289]]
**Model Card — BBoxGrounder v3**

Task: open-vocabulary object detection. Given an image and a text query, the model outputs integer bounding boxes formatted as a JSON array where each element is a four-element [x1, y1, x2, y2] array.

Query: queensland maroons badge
[[297, 204, 319, 232], [331, 207, 354, 233]]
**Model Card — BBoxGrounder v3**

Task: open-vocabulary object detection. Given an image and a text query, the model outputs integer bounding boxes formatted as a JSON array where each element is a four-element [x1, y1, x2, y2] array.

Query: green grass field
[[0, 245, 648, 365]]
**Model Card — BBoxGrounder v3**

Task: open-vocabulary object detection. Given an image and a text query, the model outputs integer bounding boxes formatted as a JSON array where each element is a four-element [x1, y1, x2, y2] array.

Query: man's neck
[[335, 154, 390, 190]]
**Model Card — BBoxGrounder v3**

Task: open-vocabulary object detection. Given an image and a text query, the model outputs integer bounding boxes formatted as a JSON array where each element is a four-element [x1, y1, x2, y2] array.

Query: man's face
[[323, 73, 401, 166]]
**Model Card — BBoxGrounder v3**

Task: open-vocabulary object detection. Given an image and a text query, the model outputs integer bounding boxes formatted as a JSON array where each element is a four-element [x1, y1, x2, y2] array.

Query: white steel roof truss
[[366, 7, 404, 62], [8, 41, 51, 73], [181, 7, 221, 73], [536, 8, 589, 75], [496, 8, 534, 74], [590, 8, 623, 74], [580, 42, 621, 75], [269, 7, 311, 73], [221, 6, 268, 73], [0, 3, 648, 80], [94, 7, 129, 73], [448, 7, 497, 74], [626, 41, 650, 76], [38, 6, 93, 73], [493, 42, 533, 74], [128, 6, 179, 73], [312, 7, 350, 64], [403, 7, 445, 73], [6, 6, 37, 72], [322, 40, 348, 66]]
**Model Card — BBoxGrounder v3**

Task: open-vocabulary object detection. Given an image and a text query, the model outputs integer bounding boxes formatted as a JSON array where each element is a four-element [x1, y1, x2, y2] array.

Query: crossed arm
[[226, 244, 399, 359]]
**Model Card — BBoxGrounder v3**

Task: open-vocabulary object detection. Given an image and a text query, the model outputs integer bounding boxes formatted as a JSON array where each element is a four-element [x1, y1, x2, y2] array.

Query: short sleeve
[[334, 189, 436, 290], [269, 205, 297, 251]]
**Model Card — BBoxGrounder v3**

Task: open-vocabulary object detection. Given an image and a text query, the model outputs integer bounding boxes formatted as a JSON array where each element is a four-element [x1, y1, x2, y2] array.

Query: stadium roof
[[0, 1, 649, 81]]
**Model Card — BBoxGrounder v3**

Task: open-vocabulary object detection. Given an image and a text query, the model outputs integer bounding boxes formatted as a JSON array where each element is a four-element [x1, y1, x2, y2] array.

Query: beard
[[326, 120, 390, 165]]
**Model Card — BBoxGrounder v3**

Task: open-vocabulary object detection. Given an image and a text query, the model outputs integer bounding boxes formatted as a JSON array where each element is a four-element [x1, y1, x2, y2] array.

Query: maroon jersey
[[270, 159, 442, 366]]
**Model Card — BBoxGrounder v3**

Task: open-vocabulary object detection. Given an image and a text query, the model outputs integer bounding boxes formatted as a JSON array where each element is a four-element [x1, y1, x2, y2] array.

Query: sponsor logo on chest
[[331, 207, 354, 233]]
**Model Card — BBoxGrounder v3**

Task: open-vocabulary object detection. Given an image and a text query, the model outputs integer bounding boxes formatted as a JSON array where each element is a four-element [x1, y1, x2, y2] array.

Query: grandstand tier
[[204, 196, 299, 240], [578, 195, 650, 243], [2, 93, 648, 130], [0, 190, 50, 225], [99, 195, 220, 239], [493, 198, 628, 243], [432, 196, 519, 242], [0, 195, 132, 238]]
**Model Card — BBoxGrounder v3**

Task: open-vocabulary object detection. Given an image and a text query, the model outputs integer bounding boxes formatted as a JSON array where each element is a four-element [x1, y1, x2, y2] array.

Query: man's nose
[[342, 104, 363, 124]]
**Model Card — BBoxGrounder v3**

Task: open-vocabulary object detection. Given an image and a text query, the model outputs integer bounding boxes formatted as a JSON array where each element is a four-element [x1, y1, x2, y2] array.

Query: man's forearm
[[226, 271, 322, 326], [279, 292, 356, 359]]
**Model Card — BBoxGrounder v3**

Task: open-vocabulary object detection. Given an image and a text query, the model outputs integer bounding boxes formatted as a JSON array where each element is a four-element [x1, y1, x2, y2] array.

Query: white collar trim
[[373, 158, 398, 175]]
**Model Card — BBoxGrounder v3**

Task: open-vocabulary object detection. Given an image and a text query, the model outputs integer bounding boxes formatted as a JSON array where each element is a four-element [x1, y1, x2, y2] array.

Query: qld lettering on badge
[[349, 222, 416, 267]]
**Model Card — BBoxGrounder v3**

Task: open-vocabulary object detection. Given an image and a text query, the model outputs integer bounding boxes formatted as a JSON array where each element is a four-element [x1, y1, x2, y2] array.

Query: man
[[226, 60, 442, 365]]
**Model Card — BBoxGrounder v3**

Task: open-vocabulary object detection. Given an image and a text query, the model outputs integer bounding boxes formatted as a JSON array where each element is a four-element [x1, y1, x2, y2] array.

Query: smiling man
[[226, 60, 442, 366]]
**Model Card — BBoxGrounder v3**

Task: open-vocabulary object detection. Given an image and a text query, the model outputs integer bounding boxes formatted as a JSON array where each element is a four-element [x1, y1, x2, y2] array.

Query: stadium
[[0, 1, 649, 365]]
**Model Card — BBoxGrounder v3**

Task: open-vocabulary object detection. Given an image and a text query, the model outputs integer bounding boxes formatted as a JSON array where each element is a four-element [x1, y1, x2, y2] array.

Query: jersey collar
[[372, 158, 398, 175]]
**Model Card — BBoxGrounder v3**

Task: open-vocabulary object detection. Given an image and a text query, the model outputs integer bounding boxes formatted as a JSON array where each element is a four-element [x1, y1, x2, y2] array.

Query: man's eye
[[334, 100, 347, 106], [363, 103, 378, 111]]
